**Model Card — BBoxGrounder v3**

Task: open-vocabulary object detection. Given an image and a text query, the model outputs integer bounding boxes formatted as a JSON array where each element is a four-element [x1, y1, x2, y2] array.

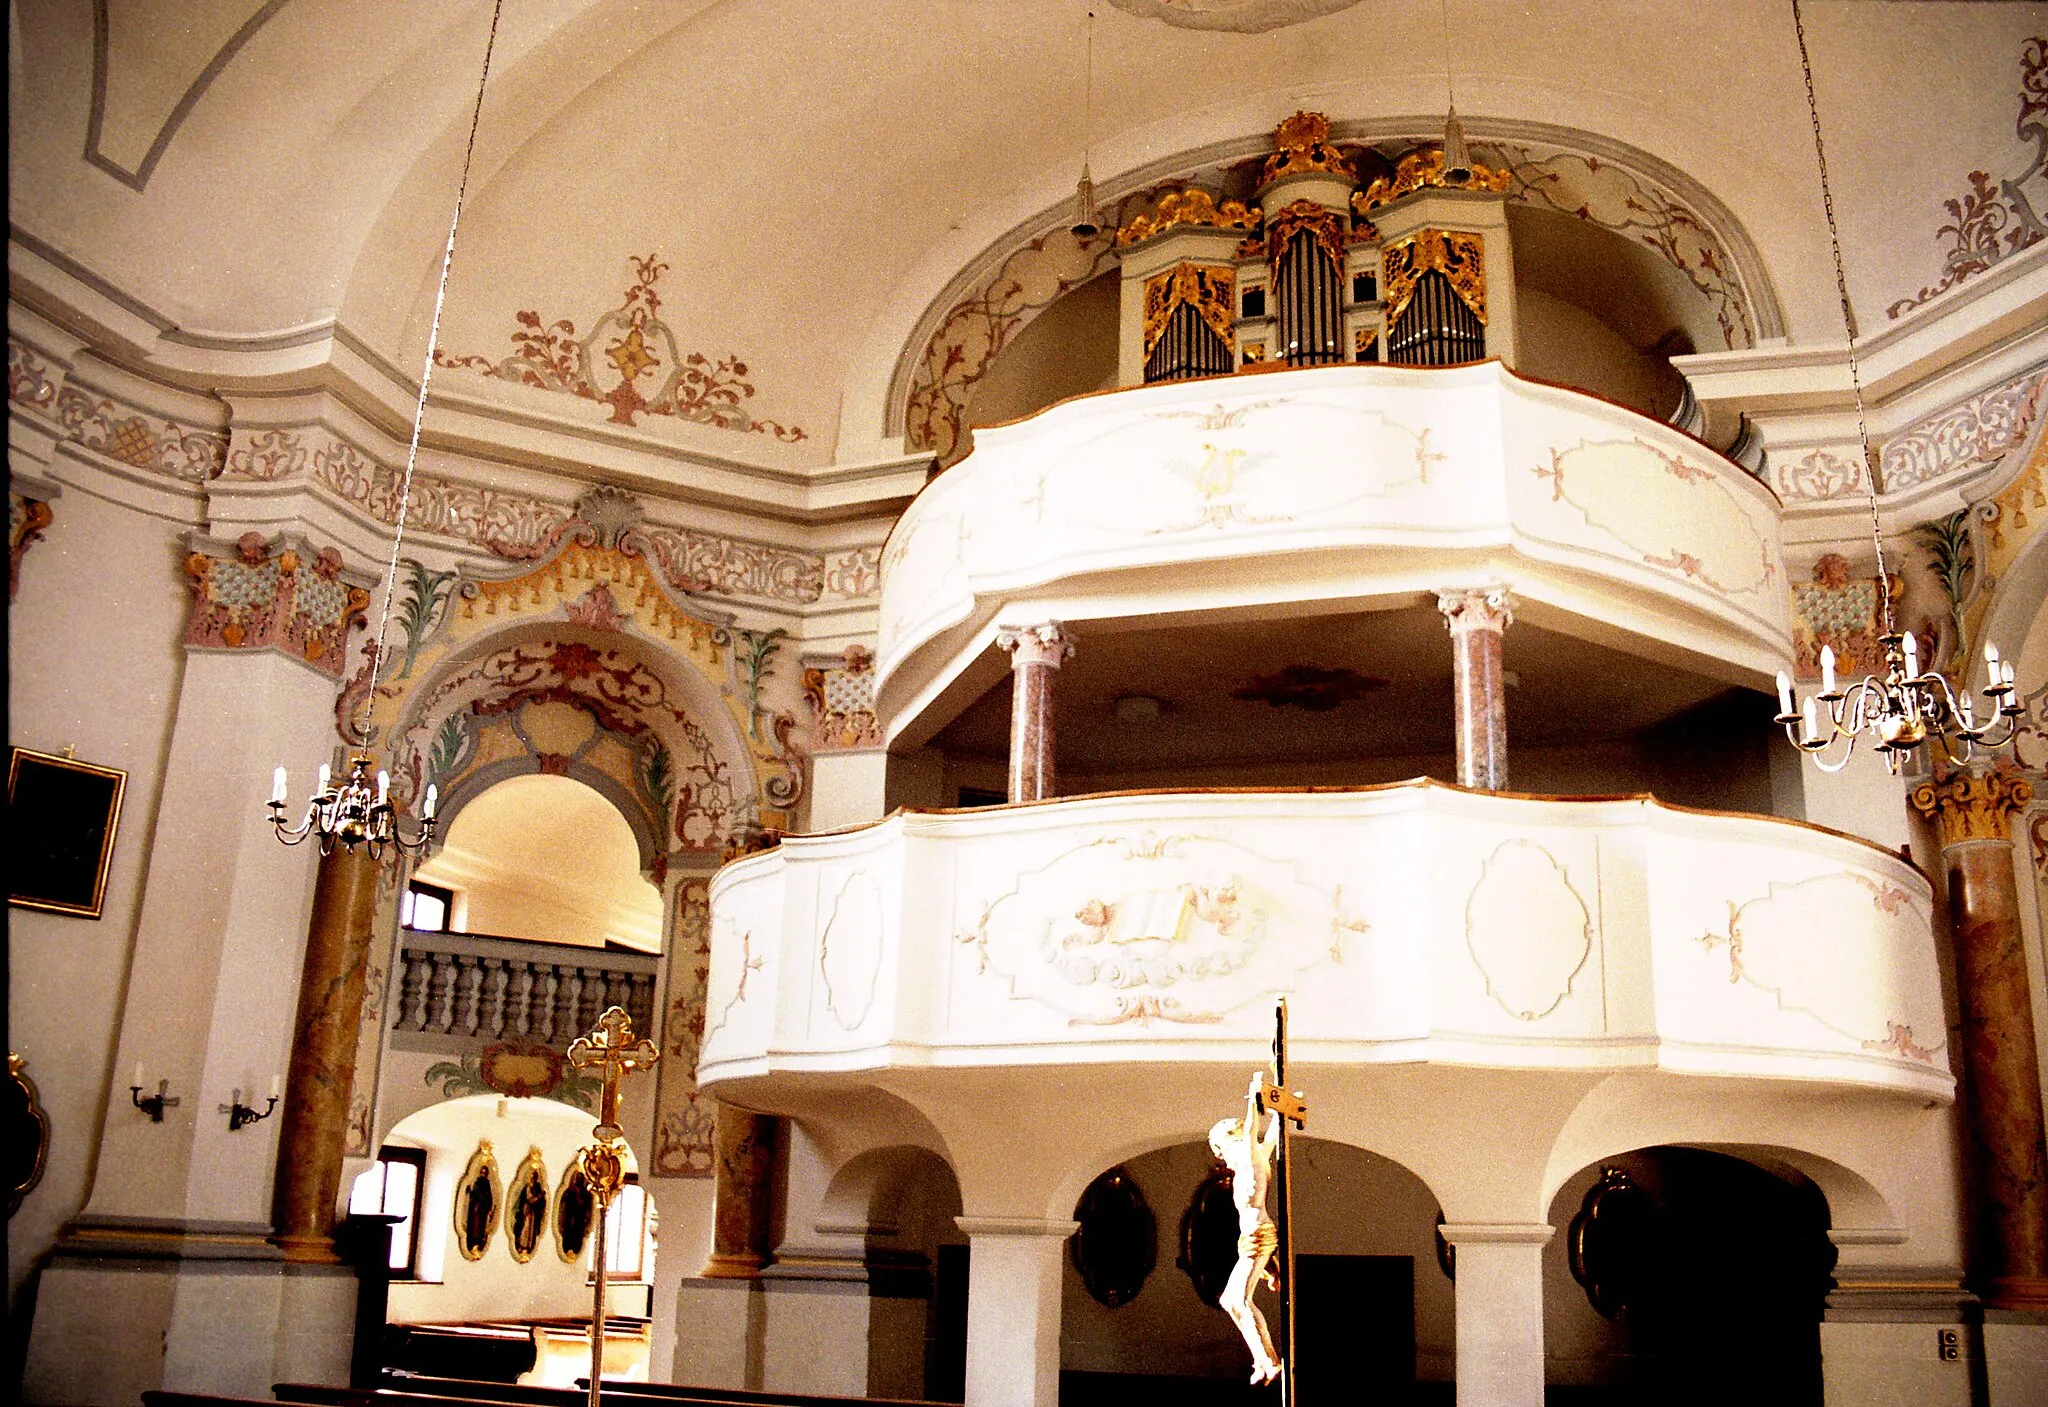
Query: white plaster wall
[[1514, 287, 1672, 421], [6, 468, 195, 1323]]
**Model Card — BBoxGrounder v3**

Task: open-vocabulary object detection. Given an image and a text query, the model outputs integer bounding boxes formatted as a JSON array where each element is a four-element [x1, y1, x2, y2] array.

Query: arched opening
[[412, 771, 663, 952], [1543, 1146, 1835, 1405], [817, 1144, 969, 1401], [350, 1095, 655, 1388], [1059, 1136, 1447, 1404]]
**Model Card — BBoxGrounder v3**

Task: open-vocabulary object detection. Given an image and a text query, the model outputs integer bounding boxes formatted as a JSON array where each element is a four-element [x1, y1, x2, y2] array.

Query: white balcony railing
[[874, 362, 1790, 738], [700, 784, 1948, 1101]]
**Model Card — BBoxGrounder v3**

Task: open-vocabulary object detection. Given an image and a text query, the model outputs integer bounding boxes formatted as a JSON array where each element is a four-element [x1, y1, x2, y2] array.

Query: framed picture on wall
[[8, 747, 127, 919]]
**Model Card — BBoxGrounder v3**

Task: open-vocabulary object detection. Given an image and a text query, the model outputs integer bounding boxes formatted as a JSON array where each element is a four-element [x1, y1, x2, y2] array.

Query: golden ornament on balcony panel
[[1115, 187, 1263, 247]]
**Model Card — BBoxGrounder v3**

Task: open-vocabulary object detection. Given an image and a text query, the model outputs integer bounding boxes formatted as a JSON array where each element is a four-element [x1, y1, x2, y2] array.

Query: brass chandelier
[[1772, 0, 2022, 775], [268, 0, 506, 855]]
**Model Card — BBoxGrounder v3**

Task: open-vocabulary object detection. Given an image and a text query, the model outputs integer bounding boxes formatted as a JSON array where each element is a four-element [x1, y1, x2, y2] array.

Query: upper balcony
[[875, 362, 1788, 749], [697, 783, 1948, 1104]]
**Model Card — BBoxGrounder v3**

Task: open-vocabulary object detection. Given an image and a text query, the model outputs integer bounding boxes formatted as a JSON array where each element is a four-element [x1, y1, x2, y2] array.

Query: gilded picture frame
[[555, 1159, 595, 1264], [7, 747, 127, 919], [453, 1139, 502, 1262], [6, 1053, 51, 1217], [507, 1147, 549, 1264]]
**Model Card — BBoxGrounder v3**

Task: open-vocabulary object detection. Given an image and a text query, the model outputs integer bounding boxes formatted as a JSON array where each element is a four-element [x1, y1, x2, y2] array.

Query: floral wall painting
[[436, 255, 804, 441], [1889, 37, 2047, 318], [507, 1147, 549, 1264], [453, 1140, 502, 1262]]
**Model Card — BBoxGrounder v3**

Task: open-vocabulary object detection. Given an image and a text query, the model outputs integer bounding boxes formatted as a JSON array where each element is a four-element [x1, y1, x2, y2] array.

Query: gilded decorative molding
[[435, 254, 805, 440], [1911, 768, 2035, 846], [182, 531, 370, 677], [1888, 38, 2047, 319], [1115, 187, 1261, 248], [1382, 228, 1487, 328], [1263, 199, 1351, 273], [9, 491, 54, 600], [1260, 111, 1354, 185], [1142, 263, 1236, 357], [1355, 145, 1510, 211]]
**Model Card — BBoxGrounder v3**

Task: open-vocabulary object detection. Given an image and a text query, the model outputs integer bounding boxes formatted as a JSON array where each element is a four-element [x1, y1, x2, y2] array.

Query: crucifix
[[567, 1006, 659, 1407], [1208, 996, 1307, 1402]]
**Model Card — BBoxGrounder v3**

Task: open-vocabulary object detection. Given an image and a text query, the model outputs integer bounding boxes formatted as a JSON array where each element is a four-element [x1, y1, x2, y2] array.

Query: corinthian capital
[[1910, 767, 2034, 847], [1436, 585, 1516, 635], [997, 621, 1076, 670]]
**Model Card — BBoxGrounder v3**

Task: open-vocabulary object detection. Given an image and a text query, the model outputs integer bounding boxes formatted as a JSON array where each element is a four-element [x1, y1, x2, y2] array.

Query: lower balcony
[[698, 783, 1949, 1102]]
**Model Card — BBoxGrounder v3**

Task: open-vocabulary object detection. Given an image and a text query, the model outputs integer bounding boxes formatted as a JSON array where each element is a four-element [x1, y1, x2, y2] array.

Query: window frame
[[351, 1144, 428, 1279]]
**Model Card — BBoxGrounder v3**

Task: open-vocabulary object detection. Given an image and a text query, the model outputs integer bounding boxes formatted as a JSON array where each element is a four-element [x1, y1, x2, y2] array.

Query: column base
[[272, 1230, 344, 1265], [22, 1222, 355, 1406], [1986, 1276, 2048, 1312], [700, 1251, 770, 1278]]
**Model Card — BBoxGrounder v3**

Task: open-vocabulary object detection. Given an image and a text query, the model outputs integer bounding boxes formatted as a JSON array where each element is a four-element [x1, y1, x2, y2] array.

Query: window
[[348, 1145, 427, 1277], [602, 1174, 648, 1281], [1352, 272, 1377, 304], [1240, 286, 1266, 319], [402, 880, 454, 933]]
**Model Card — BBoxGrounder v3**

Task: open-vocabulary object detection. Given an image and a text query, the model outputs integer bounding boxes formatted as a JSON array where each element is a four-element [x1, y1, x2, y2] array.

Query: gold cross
[[567, 1006, 659, 1144]]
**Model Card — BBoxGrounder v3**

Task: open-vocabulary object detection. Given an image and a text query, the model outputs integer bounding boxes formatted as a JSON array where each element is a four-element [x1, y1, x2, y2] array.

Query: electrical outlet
[[1937, 1328, 1960, 1362]]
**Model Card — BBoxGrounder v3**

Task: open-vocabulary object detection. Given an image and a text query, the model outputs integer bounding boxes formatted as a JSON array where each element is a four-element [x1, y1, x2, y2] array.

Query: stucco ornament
[[1106, 0, 1362, 31]]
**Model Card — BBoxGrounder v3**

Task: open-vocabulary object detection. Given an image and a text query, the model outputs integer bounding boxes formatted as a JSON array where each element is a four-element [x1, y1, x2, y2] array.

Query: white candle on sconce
[[272, 766, 288, 805], [270, 1075, 282, 1100], [316, 763, 331, 794], [377, 771, 389, 806], [1819, 645, 1837, 696], [423, 783, 438, 821], [1775, 672, 1794, 716], [133, 1061, 144, 1088]]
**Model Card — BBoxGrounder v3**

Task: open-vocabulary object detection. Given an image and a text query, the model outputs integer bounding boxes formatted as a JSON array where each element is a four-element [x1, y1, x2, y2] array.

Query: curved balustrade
[[699, 783, 1947, 1101], [874, 361, 1789, 739]]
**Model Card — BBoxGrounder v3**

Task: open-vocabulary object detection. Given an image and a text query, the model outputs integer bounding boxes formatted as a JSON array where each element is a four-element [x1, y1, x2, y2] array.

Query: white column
[[1440, 1222, 1552, 1407], [956, 1215, 1077, 1407]]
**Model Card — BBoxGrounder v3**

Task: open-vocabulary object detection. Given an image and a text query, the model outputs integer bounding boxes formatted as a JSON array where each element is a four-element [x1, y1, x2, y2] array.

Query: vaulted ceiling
[[9, 1, 2038, 462]]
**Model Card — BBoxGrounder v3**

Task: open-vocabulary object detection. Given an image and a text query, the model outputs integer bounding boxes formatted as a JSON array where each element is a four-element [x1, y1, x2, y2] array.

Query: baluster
[[507, 963, 535, 1037], [454, 957, 483, 1036], [577, 967, 605, 1032], [428, 952, 459, 1033], [532, 968, 560, 1043], [480, 958, 509, 1040], [627, 973, 655, 1034], [554, 967, 582, 1041], [605, 970, 632, 1015], [397, 950, 430, 1031]]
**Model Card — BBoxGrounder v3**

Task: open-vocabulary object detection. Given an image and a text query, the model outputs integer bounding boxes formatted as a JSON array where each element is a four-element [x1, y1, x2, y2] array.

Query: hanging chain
[[1441, 0, 1456, 112], [1083, 7, 1095, 172], [355, 0, 507, 741], [1791, 0, 1895, 636]]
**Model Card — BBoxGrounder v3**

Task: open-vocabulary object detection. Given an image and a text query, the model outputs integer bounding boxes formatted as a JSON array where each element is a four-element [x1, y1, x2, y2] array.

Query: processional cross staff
[[1210, 996, 1308, 1403], [567, 1006, 659, 1407]]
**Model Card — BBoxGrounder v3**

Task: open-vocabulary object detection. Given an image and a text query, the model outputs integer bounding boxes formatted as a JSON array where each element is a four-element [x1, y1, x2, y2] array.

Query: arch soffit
[[818, 1144, 965, 1233], [881, 116, 1782, 458], [1968, 408, 2048, 679]]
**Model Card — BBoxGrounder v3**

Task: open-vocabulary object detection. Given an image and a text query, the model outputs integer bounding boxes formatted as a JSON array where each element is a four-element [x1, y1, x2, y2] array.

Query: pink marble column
[[1911, 768, 2048, 1311], [1436, 586, 1515, 791], [996, 623, 1075, 803]]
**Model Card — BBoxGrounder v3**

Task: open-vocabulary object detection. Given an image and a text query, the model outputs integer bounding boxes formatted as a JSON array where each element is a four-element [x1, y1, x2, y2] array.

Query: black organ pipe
[[1385, 269, 1484, 367], [1144, 302, 1234, 384], [1274, 229, 1343, 366]]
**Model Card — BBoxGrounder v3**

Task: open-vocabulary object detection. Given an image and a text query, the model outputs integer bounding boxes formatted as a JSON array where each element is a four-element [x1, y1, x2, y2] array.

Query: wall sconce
[[220, 1077, 281, 1132], [129, 1065, 180, 1122]]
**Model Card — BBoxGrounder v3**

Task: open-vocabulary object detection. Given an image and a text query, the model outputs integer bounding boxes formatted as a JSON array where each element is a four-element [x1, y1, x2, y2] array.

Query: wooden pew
[[284, 1376, 951, 1407]]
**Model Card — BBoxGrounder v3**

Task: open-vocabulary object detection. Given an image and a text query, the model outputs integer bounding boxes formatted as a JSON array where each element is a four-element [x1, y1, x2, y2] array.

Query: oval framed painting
[[507, 1147, 549, 1264], [556, 1158, 596, 1264], [1071, 1165, 1157, 1308], [1176, 1162, 1239, 1308], [452, 1139, 502, 1262]]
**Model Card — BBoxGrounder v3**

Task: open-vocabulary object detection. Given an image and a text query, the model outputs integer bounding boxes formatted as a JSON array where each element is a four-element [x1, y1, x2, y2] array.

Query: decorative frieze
[[1880, 370, 2046, 494], [183, 531, 371, 677], [1790, 554, 1896, 680]]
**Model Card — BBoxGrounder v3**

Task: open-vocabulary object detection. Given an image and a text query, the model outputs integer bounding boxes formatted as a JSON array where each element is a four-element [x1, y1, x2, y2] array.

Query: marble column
[[1436, 586, 1515, 791], [1438, 1222, 1552, 1407], [702, 1103, 780, 1277], [1910, 767, 2048, 1311], [955, 1216, 1077, 1407], [996, 623, 1074, 803], [272, 841, 385, 1264]]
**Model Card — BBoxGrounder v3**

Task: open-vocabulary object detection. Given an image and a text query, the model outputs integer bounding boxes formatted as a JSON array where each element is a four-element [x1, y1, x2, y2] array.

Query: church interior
[[7, 2, 2048, 1405]]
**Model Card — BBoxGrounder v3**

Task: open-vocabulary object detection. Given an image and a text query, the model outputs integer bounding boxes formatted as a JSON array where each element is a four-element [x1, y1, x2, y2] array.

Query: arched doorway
[[1059, 1136, 1446, 1404], [1544, 1147, 1835, 1405], [352, 1094, 656, 1388]]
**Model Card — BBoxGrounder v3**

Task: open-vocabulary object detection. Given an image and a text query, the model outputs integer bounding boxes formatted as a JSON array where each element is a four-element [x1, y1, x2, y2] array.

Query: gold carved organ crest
[[1112, 111, 1518, 385]]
